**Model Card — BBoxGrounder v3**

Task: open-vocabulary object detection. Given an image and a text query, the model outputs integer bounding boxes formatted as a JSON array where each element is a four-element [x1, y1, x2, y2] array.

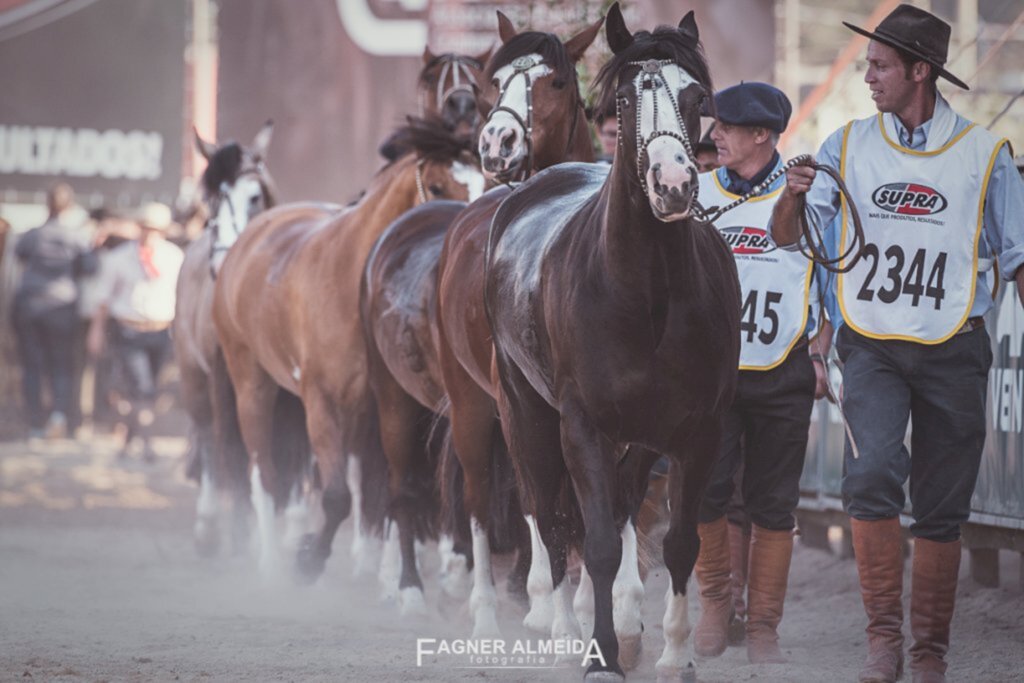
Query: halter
[[431, 54, 481, 113], [618, 59, 698, 196], [485, 54, 582, 185], [414, 158, 429, 205], [206, 163, 268, 279]]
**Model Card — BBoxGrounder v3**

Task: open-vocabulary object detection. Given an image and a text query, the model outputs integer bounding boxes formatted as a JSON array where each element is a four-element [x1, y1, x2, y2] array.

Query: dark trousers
[[113, 322, 171, 400], [699, 346, 816, 531], [836, 324, 991, 542], [13, 304, 77, 429]]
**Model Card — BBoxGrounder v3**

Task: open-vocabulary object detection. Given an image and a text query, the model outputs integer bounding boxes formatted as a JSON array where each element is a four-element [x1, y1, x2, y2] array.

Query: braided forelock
[[591, 25, 715, 123]]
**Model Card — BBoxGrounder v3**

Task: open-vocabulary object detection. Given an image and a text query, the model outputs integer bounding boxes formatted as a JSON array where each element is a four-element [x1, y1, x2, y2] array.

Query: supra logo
[[871, 183, 948, 216], [721, 226, 775, 254]]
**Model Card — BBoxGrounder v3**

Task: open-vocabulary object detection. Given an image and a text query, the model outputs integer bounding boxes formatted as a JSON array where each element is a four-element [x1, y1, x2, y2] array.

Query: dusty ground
[[1, 431, 1022, 683]]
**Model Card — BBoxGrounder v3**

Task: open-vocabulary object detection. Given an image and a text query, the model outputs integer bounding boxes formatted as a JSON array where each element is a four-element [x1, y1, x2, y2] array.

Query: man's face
[[597, 118, 617, 157], [696, 149, 719, 173], [864, 41, 916, 114], [709, 122, 762, 171]]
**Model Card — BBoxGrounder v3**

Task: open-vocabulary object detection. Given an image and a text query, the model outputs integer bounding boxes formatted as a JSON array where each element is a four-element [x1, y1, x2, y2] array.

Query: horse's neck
[[598, 158, 665, 291], [534, 104, 593, 170], [331, 162, 417, 256]]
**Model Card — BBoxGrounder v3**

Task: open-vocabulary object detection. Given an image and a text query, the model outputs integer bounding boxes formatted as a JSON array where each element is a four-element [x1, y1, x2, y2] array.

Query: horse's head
[[396, 116, 485, 204], [595, 4, 712, 222], [476, 11, 603, 182], [196, 120, 277, 273], [419, 48, 490, 139]]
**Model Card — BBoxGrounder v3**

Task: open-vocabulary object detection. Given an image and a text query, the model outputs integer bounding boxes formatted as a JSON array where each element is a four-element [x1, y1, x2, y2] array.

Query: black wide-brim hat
[[843, 4, 969, 90]]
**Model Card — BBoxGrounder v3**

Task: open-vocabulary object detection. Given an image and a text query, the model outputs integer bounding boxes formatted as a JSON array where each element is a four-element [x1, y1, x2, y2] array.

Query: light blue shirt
[[715, 160, 829, 339], [785, 112, 1024, 331]]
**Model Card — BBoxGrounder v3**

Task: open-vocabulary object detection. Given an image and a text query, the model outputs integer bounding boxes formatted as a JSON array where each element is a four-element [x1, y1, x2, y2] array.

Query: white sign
[[0, 125, 163, 180]]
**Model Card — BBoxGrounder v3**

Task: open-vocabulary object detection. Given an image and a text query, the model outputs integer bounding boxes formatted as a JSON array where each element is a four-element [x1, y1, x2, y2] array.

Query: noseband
[[433, 54, 482, 112], [617, 59, 698, 196], [206, 164, 269, 279]]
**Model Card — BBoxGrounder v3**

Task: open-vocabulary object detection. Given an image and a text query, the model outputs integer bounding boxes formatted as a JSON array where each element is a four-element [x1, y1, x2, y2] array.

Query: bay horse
[[378, 47, 490, 161], [173, 121, 276, 557], [213, 117, 484, 581], [484, 6, 740, 681], [361, 11, 603, 622]]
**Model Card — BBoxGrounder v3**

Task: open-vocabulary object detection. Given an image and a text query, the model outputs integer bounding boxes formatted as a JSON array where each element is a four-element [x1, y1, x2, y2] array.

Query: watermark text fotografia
[[416, 637, 606, 669]]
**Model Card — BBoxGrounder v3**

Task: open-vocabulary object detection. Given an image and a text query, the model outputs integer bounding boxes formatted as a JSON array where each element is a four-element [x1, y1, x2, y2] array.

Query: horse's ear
[[422, 45, 436, 64], [194, 127, 216, 161], [678, 10, 699, 46], [565, 12, 605, 62], [605, 2, 633, 55], [252, 119, 273, 160], [474, 45, 494, 71], [496, 11, 517, 44]]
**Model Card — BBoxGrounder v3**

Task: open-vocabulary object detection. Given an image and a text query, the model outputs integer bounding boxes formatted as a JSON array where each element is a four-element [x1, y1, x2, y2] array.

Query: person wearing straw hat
[[87, 202, 184, 461], [691, 81, 831, 664], [770, 5, 1024, 682]]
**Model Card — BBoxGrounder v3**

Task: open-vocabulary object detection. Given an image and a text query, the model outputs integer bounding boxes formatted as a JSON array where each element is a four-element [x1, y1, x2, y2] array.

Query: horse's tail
[[353, 396, 390, 537], [270, 390, 312, 508], [434, 398, 470, 549], [486, 422, 524, 555], [211, 350, 250, 499]]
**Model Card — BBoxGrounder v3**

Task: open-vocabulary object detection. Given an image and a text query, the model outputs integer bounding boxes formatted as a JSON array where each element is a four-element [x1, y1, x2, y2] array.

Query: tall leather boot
[[851, 517, 905, 683], [746, 525, 793, 663], [693, 516, 733, 657], [727, 521, 750, 645], [909, 538, 961, 683]]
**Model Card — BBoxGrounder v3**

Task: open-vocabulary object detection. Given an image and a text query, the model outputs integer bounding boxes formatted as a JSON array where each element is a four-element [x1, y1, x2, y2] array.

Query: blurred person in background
[[695, 123, 719, 173], [11, 182, 95, 439], [87, 202, 183, 461], [593, 103, 617, 163]]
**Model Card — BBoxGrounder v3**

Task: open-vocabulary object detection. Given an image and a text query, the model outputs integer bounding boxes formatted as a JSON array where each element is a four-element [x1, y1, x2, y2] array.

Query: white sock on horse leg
[[522, 514, 555, 633], [574, 561, 595, 641], [613, 522, 645, 670], [250, 463, 281, 578], [469, 516, 500, 638], [655, 585, 695, 680]]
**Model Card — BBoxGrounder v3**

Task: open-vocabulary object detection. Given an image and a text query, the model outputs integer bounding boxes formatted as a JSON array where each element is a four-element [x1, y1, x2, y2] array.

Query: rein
[[693, 155, 866, 273]]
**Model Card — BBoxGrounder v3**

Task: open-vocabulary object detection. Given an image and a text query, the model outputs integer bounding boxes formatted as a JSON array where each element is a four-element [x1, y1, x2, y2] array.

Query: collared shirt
[[776, 97, 1024, 330], [724, 151, 781, 195], [92, 238, 184, 324]]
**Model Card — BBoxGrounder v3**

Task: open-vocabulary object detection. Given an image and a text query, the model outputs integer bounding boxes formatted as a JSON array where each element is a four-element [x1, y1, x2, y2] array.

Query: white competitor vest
[[837, 114, 1007, 344], [701, 171, 814, 371]]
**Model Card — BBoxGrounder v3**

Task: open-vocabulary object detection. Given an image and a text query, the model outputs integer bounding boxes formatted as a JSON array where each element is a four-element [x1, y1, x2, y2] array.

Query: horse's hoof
[[617, 632, 643, 671], [655, 662, 697, 683], [294, 534, 325, 585], [193, 521, 220, 558], [506, 572, 529, 607], [522, 603, 554, 634], [399, 587, 428, 617]]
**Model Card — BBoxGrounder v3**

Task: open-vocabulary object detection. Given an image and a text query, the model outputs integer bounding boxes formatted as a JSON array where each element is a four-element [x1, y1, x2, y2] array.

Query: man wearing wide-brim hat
[[771, 5, 1024, 683], [87, 202, 184, 461]]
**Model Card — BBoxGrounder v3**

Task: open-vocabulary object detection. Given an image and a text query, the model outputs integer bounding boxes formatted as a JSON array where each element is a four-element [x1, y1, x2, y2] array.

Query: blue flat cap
[[714, 82, 792, 134]]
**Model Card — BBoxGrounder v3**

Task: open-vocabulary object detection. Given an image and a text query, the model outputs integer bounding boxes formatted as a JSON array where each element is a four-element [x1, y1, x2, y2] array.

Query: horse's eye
[[429, 184, 444, 196], [492, 78, 499, 87]]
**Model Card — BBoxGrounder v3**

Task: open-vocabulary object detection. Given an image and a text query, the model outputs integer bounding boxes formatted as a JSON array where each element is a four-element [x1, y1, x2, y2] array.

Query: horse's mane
[[200, 142, 243, 197], [383, 115, 476, 168], [419, 52, 483, 84], [592, 26, 714, 118], [484, 31, 575, 85]]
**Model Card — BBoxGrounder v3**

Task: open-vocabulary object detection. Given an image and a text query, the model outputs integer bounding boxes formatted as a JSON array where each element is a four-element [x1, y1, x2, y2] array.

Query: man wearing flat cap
[[771, 5, 1024, 682], [692, 81, 831, 665]]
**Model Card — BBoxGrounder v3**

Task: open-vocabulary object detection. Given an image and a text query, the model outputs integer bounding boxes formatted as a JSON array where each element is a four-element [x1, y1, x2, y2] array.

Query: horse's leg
[[179, 356, 221, 556], [447, 380, 502, 637], [558, 403, 624, 681], [295, 387, 352, 583], [373, 373, 431, 615], [346, 455, 380, 577], [230, 360, 282, 577], [655, 422, 721, 683], [210, 350, 251, 555]]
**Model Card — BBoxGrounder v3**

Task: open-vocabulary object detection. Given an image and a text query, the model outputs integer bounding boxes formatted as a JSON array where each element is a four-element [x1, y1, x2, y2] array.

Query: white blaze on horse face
[[478, 54, 552, 179], [451, 160, 485, 202], [211, 175, 264, 273], [635, 64, 699, 221]]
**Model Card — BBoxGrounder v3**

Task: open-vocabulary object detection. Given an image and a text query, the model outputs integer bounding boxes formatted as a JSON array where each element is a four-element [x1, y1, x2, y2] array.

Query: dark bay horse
[[484, 6, 740, 681], [361, 12, 603, 624], [173, 122, 276, 557], [213, 118, 484, 581]]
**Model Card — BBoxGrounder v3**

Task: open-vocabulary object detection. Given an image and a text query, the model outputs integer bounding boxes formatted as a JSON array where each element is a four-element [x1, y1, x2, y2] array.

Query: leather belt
[[954, 316, 984, 336], [117, 318, 171, 333]]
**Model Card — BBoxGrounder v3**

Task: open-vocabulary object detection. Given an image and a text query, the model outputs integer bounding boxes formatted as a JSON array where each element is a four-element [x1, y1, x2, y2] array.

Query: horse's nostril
[[498, 129, 517, 159]]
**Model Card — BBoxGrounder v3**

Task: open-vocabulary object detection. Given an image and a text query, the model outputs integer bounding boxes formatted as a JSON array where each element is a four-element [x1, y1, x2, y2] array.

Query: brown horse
[[213, 117, 484, 581], [173, 122, 276, 557], [484, 6, 740, 681], [361, 12, 603, 622]]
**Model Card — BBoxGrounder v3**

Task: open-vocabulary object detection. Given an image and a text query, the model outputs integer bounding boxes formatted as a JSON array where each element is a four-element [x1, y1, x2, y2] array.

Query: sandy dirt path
[[1, 433, 1022, 683]]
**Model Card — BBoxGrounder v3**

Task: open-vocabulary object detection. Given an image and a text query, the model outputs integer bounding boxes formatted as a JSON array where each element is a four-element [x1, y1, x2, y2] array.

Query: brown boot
[[851, 517, 905, 683], [693, 516, 733, 657], [746, 525, 793, 663], [908, 538, 960, 683], [727, 522, 750, 645]]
